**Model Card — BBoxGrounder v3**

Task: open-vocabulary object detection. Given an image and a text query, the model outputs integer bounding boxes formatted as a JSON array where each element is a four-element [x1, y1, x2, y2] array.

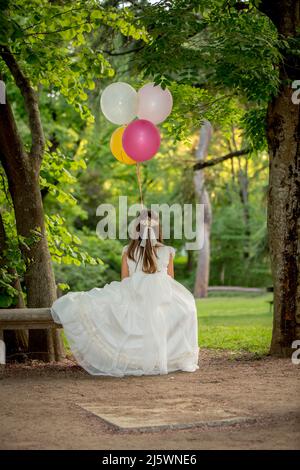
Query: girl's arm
[[167, 254, 174, 278], [121, 253, 129, 280]]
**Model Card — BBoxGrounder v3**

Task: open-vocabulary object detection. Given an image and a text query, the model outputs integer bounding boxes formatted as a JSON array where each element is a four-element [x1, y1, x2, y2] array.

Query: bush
[[54, 230, 123, 292]]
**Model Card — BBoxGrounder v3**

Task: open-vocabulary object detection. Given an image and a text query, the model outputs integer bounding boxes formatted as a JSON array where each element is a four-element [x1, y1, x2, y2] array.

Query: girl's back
[[123, 244, 175, 276]]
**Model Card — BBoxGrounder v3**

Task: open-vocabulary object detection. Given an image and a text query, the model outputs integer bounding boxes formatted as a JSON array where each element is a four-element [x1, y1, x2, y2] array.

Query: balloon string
[[136, 163, 144, 207]]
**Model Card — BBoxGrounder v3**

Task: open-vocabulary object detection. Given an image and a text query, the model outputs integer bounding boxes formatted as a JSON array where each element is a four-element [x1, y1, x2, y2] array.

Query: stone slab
[[77, 398, 256, 431]]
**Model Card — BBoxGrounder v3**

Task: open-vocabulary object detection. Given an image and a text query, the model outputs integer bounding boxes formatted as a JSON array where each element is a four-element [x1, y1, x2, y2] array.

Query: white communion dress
[[51, 244, 199, 377]]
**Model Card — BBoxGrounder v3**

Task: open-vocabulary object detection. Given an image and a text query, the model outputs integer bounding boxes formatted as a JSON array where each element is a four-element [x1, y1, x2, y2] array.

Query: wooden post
[[0, 329, 5, 365]]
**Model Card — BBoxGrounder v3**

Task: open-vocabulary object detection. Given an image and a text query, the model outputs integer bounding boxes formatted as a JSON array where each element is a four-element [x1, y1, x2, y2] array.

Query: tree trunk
[[0, 95, 63, 361], [0, 212, 28, 358], [259, 0, 300, 356], [193, 121, 213, 298], [237, 157, 251, 260], [266, 85, 300, 356]]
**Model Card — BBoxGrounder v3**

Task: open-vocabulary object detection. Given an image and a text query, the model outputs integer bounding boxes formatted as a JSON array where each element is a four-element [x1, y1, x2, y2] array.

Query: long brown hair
[[127, 210, 163, 274]]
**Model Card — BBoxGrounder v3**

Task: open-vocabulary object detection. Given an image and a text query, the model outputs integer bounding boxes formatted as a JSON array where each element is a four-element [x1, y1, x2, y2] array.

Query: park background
[[0, 0, 299, 362]]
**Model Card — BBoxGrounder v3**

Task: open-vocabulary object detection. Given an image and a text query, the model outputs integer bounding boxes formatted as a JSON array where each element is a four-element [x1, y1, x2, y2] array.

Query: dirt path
[[0, 350, 299, 450]]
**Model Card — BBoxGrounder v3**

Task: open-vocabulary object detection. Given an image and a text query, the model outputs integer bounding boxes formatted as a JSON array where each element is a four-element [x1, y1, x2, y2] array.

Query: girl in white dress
[[51, 209, 199, 377]]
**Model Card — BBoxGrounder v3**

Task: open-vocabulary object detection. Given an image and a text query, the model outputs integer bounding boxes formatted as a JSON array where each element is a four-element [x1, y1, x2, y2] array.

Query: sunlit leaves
[[40, 146, 83, 207], [1, 0, 148, 123], [160, 82, 241, 142], [46, 213, 101, 266]]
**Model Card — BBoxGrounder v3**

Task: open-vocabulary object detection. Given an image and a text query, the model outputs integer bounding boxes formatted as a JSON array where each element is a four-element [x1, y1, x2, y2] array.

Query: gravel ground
[[0, 350, 299, 450]]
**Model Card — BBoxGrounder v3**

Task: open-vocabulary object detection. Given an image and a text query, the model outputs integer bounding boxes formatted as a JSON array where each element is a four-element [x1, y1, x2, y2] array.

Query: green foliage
[[162, 83, 241, 142], [173, 255, 195, 291], [40, 143, 87, 207], [0, 268, 19, 306], [242, 107, 268, 151], [46, 214, 101, 266], [0, 0, 149, 122], [134, 0, 281, 151], [53, 230, 123, 291], [209, 202, 271, 287]]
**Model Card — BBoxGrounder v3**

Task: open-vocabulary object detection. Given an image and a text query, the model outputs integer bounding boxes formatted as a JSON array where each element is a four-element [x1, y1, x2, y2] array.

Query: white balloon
[[137, 83, 173, 124], [100, 82, 137, 125]]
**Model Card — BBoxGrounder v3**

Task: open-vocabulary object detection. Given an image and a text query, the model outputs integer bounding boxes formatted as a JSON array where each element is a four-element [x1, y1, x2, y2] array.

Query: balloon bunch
[[100, 82, 173, 164]]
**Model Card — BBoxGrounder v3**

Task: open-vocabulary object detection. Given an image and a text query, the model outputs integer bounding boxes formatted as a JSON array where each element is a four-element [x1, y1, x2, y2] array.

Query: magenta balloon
[[122, 119, 161, 162]]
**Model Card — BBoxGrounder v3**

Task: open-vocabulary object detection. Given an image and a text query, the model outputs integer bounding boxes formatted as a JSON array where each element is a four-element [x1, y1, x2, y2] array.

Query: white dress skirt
[[51, 244, 199, 377]]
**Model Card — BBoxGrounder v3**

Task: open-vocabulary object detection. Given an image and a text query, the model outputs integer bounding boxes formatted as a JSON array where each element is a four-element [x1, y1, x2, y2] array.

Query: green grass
[[197, 294, 273, 355]]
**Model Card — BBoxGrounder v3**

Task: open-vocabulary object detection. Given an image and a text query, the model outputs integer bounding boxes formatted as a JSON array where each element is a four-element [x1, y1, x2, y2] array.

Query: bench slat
[[0, 308, 62, 328], [0, 322, 61, 329]]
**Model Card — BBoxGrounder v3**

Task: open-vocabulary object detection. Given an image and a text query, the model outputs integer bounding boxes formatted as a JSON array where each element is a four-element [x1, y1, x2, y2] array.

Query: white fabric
[[51, 245, 199, 377]]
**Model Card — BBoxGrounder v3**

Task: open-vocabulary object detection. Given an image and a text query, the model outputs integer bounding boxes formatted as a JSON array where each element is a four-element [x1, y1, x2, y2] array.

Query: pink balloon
[[122, 119, 161, 162], [137, 83, 173, 124]]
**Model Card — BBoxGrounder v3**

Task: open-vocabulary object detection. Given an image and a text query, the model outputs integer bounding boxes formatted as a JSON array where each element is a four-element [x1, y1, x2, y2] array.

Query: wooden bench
[[0, 308, 62, 365]]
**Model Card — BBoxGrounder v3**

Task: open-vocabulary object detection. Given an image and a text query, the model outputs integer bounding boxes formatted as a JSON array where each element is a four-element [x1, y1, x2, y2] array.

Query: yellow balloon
[[110, 126, 136, 165]]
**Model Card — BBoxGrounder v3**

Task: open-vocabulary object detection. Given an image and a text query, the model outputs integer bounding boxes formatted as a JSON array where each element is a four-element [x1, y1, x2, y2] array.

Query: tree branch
[[23, 22, 89, 37], [0, 45, 44, 161], [102, 45, 145, 56], [193, 148, 251, 171]]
